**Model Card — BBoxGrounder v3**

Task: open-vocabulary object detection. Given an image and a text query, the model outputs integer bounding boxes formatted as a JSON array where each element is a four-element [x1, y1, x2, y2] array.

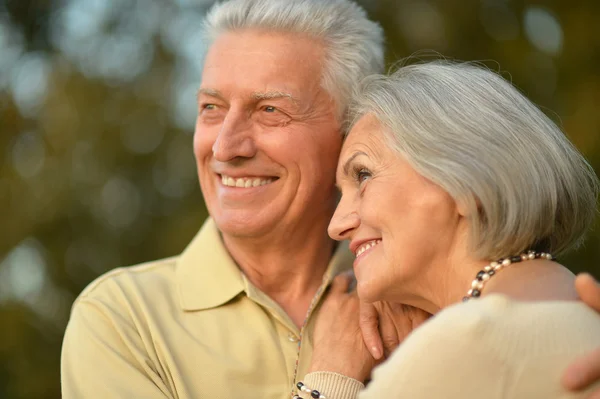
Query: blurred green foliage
[[0, 0, 599, 398]]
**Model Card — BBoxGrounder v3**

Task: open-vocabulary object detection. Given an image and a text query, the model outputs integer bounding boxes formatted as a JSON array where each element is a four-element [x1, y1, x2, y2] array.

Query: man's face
[[194, 30, 342, 238]]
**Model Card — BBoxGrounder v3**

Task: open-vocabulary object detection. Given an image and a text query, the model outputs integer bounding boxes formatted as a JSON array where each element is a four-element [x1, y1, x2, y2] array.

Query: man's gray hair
[[203, 0, 384, 115], [349, 61, 599, 259]]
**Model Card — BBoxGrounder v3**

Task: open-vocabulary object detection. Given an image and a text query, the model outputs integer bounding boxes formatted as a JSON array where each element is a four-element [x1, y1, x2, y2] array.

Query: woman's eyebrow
[[343, 151, 368, 176]]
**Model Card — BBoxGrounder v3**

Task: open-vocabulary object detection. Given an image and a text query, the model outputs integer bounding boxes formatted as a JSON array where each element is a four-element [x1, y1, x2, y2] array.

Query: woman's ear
[[455, 196, 479, 218]]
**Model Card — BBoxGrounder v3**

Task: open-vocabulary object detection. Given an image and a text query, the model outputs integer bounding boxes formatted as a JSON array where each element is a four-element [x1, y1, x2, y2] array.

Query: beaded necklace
[[463, 250, 555, 301]]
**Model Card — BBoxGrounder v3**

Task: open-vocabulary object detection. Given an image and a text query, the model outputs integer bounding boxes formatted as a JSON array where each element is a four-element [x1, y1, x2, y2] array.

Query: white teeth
[[221, 174, 275, 188], [355, 240, 381, 257]]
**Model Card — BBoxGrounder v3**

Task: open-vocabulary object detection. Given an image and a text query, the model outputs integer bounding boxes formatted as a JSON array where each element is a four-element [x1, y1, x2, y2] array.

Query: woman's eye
[[356, 169, 371, 184]]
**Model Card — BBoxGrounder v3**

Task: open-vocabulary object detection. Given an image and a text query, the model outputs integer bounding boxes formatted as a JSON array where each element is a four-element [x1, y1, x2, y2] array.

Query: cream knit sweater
[[302, 295, 600, 399]]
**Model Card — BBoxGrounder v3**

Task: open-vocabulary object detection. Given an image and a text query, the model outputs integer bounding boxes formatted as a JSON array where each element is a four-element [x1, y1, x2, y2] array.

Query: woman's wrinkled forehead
[[341, 114, 388, 152], [337, 115, 389, 175]]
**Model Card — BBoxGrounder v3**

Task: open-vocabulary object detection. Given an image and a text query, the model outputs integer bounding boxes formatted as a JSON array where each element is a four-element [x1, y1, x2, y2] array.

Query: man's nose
[[212, 111, 257, 162]]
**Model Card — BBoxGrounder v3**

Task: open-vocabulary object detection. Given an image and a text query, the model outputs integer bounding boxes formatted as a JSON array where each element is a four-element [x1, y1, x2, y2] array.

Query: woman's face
[[329, 114, 461, 303]]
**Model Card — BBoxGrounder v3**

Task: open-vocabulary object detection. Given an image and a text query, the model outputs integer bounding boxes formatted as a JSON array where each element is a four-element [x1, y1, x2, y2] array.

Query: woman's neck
[[482, 259, 578, 301], [410, 255, 578, 316]]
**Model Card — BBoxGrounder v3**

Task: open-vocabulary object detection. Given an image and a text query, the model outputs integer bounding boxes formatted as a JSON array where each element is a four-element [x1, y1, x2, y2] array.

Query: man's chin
[[213, 213, 279, 239]]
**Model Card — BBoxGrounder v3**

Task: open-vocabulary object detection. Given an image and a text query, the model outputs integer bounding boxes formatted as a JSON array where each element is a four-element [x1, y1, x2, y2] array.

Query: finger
[[562, 347, 600, 391], [330, 273, 353, 294], [359, 301, 383, 360], [576, 273, 600, 312], [379, 313, 401, 358]]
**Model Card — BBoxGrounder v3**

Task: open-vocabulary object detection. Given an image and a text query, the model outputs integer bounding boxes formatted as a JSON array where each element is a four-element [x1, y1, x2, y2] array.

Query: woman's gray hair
[[203, 0, 384, 115], [349, 61, 599, 258]]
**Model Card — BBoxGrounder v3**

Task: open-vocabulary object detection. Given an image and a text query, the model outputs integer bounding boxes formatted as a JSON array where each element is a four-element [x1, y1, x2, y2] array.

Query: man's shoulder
[[75, 256, 180, 306]]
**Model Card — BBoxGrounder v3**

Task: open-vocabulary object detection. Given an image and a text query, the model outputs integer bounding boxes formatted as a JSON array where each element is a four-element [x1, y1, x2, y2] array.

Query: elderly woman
[[295, 61, 600, 398]]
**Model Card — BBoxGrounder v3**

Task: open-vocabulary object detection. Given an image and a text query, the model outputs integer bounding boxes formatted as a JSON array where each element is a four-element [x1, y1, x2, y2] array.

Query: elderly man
[[61, 0, 600, 398]]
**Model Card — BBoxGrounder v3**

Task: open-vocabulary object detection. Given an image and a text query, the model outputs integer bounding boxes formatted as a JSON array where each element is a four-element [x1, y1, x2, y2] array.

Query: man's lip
[[215, 172, 279, 179], [217, 173, 279, 188], [349, 238, 382, 255]]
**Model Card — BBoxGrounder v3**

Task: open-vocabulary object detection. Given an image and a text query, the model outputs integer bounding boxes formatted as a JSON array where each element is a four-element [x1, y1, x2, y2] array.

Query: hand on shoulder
[[562, 273, 600, 397], [309, 273, 378, 383]]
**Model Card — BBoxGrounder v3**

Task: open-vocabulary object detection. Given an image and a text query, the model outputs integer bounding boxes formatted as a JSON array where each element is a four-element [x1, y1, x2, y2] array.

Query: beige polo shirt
[[61, 218, 352, 399]]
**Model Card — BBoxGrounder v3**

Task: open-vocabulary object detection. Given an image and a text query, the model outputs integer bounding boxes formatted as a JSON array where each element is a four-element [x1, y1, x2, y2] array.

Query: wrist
[[301, 371, 365, 399], [308, 360, 369, 383]]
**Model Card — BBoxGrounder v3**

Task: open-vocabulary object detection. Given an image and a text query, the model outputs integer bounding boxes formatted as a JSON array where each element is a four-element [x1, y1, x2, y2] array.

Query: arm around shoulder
[[61, 295, 173, 398]]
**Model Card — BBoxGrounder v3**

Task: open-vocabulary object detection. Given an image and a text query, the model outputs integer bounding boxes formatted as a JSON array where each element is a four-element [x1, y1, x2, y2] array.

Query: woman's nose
[[328, 198, 360, 241]]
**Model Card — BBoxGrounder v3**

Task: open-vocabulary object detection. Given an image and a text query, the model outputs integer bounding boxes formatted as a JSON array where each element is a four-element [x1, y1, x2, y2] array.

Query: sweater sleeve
[[301, 372, 364, 399]]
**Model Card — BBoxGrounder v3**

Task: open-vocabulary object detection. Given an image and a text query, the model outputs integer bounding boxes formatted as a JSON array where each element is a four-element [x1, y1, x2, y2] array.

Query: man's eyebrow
[[197, 88, 224, 101], [343, 151, 368, 176], [251, 90, 299, 104]]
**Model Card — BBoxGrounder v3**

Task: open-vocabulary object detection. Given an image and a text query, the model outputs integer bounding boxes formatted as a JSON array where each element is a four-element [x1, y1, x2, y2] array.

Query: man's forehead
[[201, 30, 324, 84]]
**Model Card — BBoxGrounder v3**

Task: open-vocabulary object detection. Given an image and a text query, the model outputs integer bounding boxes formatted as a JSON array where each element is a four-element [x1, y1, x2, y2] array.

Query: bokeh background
[[0, 0, 599, 397]]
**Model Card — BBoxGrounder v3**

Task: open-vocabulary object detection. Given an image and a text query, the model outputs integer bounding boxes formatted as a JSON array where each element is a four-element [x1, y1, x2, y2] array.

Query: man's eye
[[264, 106, 277, 113], [203, 104, 217, 110]]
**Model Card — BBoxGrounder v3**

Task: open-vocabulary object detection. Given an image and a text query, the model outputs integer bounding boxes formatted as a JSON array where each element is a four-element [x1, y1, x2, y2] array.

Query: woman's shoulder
[[398, 295, 600, 361], [438, 295, 600, 330], [362, 297, 600, 398], [361, 296, 600, 398]]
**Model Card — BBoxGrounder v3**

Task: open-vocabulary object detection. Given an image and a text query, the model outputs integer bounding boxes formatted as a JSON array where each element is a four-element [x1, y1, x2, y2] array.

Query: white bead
[[494, 263, 503, 271], [502, 258, 511, 266], [471, 280, 483, 290], [528, 253, 535, 260], [468, 289, 473, 295], [481, 273, 490, 281], [521, 254, 528, 261], [545, 253, 552, 260], [302, 386, 311, 393], [490, 261, 499, 268], [484, 265, 492, 272]]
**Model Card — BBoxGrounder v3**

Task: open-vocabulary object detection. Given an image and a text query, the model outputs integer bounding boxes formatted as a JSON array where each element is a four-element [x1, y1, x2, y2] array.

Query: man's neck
[[222, 221, 336, 328]]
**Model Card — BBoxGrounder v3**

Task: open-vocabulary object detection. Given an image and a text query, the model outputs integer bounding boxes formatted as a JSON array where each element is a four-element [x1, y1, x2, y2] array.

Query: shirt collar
[[176, 218, 245, 311], [176, 217, 354, 311]]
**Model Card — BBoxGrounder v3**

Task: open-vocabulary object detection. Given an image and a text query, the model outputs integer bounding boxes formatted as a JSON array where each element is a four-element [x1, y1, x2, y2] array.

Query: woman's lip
[[353, 239, 382, 257], [349, 238, 381, 255], [353, 240, 381, 269]]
